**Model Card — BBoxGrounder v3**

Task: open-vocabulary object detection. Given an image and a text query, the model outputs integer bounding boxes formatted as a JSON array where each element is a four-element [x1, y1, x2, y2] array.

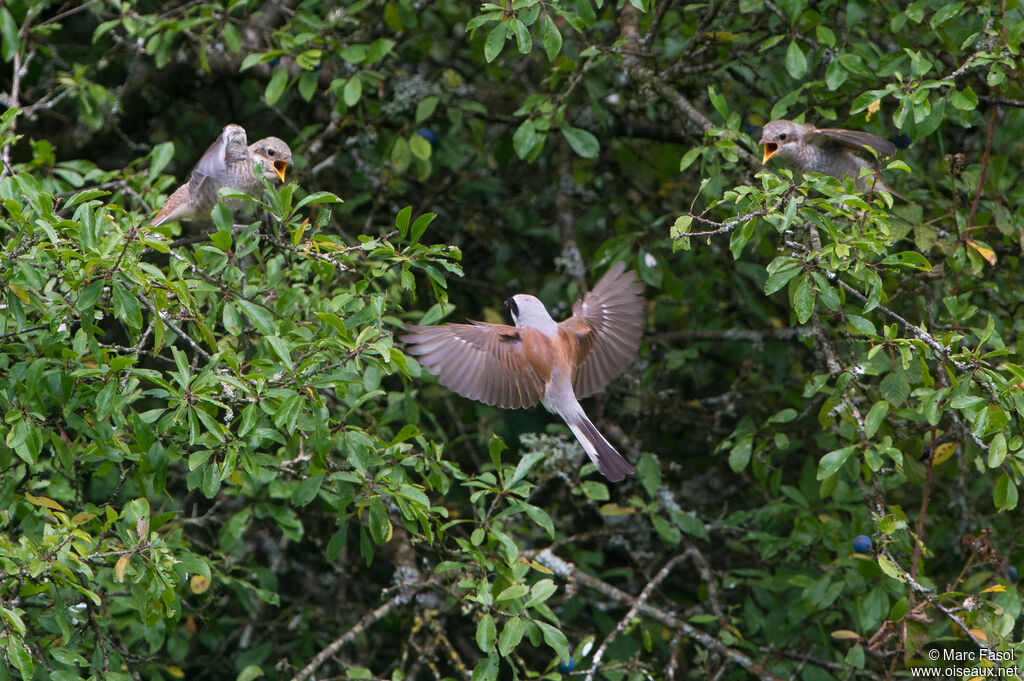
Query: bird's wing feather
[[402, 321, 545, 408], [807, 128, 896, 158], [564, 262, 645, 398], [193, 124, 250, 179]]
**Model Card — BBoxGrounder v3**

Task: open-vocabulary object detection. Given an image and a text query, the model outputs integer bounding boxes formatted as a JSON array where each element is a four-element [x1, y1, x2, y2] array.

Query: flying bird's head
[[758, 119, 805, 165], [250, 136, 293, 182], [506, 294, 556, 331]]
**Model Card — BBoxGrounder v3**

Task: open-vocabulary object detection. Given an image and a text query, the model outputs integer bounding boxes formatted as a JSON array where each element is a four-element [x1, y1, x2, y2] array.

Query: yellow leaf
[[966, 239, 997, 265], [164, 666, 185, 679], [25, 492, 67, 513], [981, 584, 1006, 593], [866, 99, 881, 121], [830, 630, 862, 640], [190, 575, 211, 594], [115, 554, 130, 583], [8, 285, 31, 304], [71, 512, 97, 525], [530, 560, 554, 574], [230, 470, 243, 486], [599, 503, 635, 516], [970, 628, 988, 641], [932, 441, 956, 466]]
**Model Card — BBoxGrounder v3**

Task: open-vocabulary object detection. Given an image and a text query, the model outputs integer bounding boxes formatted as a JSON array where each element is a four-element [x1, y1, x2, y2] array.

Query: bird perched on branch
[[759, 120, 903, 198], [151, 123, 293, 226], [402, 262, 645, 482]]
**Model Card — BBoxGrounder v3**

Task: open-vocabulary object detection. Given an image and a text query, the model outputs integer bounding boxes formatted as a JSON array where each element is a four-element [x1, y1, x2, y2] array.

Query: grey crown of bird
[[759, 119, 902, 197], [402, 263, 645, 482], [152, 123, 293, 226]]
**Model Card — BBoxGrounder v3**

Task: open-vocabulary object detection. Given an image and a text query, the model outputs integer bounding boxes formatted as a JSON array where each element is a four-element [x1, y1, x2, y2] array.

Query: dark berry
[[416, 128, 440, 146], [853, 535, 873, 554]]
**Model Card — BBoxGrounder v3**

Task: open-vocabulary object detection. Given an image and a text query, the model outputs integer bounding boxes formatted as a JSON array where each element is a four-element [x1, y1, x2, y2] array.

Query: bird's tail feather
[[566, 414, 635, 482]]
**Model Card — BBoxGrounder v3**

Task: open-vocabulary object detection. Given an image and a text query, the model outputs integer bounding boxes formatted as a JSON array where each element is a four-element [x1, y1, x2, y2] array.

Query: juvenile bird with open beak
[[152, 123, 293, 227], [759, 119, 903, 198], [402, 262, 645, 482]]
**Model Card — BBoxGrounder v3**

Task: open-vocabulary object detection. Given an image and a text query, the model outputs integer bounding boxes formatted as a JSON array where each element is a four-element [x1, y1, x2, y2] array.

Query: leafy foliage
[[1, 0, 1024, 680]]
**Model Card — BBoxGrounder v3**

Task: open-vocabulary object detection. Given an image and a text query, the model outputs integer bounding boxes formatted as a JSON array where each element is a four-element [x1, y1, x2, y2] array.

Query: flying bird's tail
[[565, 412, 635, 482]]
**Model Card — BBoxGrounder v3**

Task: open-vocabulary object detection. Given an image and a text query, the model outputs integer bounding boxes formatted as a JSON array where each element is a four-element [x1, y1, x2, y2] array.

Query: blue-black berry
[[853, 535, 873, 554], [416, 128, 440, 146]]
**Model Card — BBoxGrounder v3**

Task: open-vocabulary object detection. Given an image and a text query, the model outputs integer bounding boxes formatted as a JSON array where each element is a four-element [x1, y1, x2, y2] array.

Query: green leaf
[[536, 621, 571, 663], [817, 446, 856, 480], [410, 133, 432, 160], [236, 665, 265, 681], [877, 554, 903, 581], [785, 40, 807, 79], [825, 59, 847, 90], [513, 119, 540, 159], [679, 147, 701, 172], [791, 274, 815, 324], [988, 432, 1007, 468], [0, 9, 18, 63], [950, 87, 978, 111], [879, 373, 910, 406], [344, 76, 363, 106], [476, 614, 497, 652], [410, 212, 436, 245], [395, 206, 413, 237], [542, 15, 563, 60], [223, 23, 241, 53], [265, 68, 288, 106], [728, 436, 752, 472], [498, 616, 525, 656], [864, 401, 889, 438], [525, 579, 557, 608], [266, 335, 294, 372], [880, 251, 932, 270], [510, 18, 531, 53], [150, 142, 175, 177], [237, 300, 276, 335], [995, 473, 1018, 511], [561, 124, 599, 158], [368, 497, 392, 544], [416, 96, 439, 123], [510, 451, 546, 487], [291, 474, 323, 507], [484, 22, 508, 62]]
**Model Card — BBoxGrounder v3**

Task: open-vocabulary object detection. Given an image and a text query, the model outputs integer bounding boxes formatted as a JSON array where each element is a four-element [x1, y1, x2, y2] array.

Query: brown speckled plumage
[[759, 120, 903, 198], [151, 124, 293, 226]]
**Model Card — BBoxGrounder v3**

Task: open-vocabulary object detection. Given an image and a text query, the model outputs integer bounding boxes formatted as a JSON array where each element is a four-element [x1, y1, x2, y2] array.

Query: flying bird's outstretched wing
[[564, 262, 645, 398], [402, 322, 546, 409]]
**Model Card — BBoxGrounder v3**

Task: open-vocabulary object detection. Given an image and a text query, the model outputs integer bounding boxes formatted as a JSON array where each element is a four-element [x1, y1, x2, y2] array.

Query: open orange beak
[[273, 160, 288, 182], [761, 143, 778, 165]]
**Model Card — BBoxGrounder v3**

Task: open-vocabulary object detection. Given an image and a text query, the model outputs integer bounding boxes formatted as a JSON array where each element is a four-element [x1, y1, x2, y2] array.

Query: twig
[[534, 549, 786, 681], [290, 577, 438, 681], [685, 193, 789, 237], [879, 548, 989, 650], [967, 98, 998, 230], [584, 551, 692, 681]]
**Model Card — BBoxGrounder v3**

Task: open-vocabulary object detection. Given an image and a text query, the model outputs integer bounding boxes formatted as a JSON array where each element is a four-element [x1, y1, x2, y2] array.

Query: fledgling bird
[[151, 123, 293, 226], [402, 262, 645, 482], [759, 119, 903, 198]]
